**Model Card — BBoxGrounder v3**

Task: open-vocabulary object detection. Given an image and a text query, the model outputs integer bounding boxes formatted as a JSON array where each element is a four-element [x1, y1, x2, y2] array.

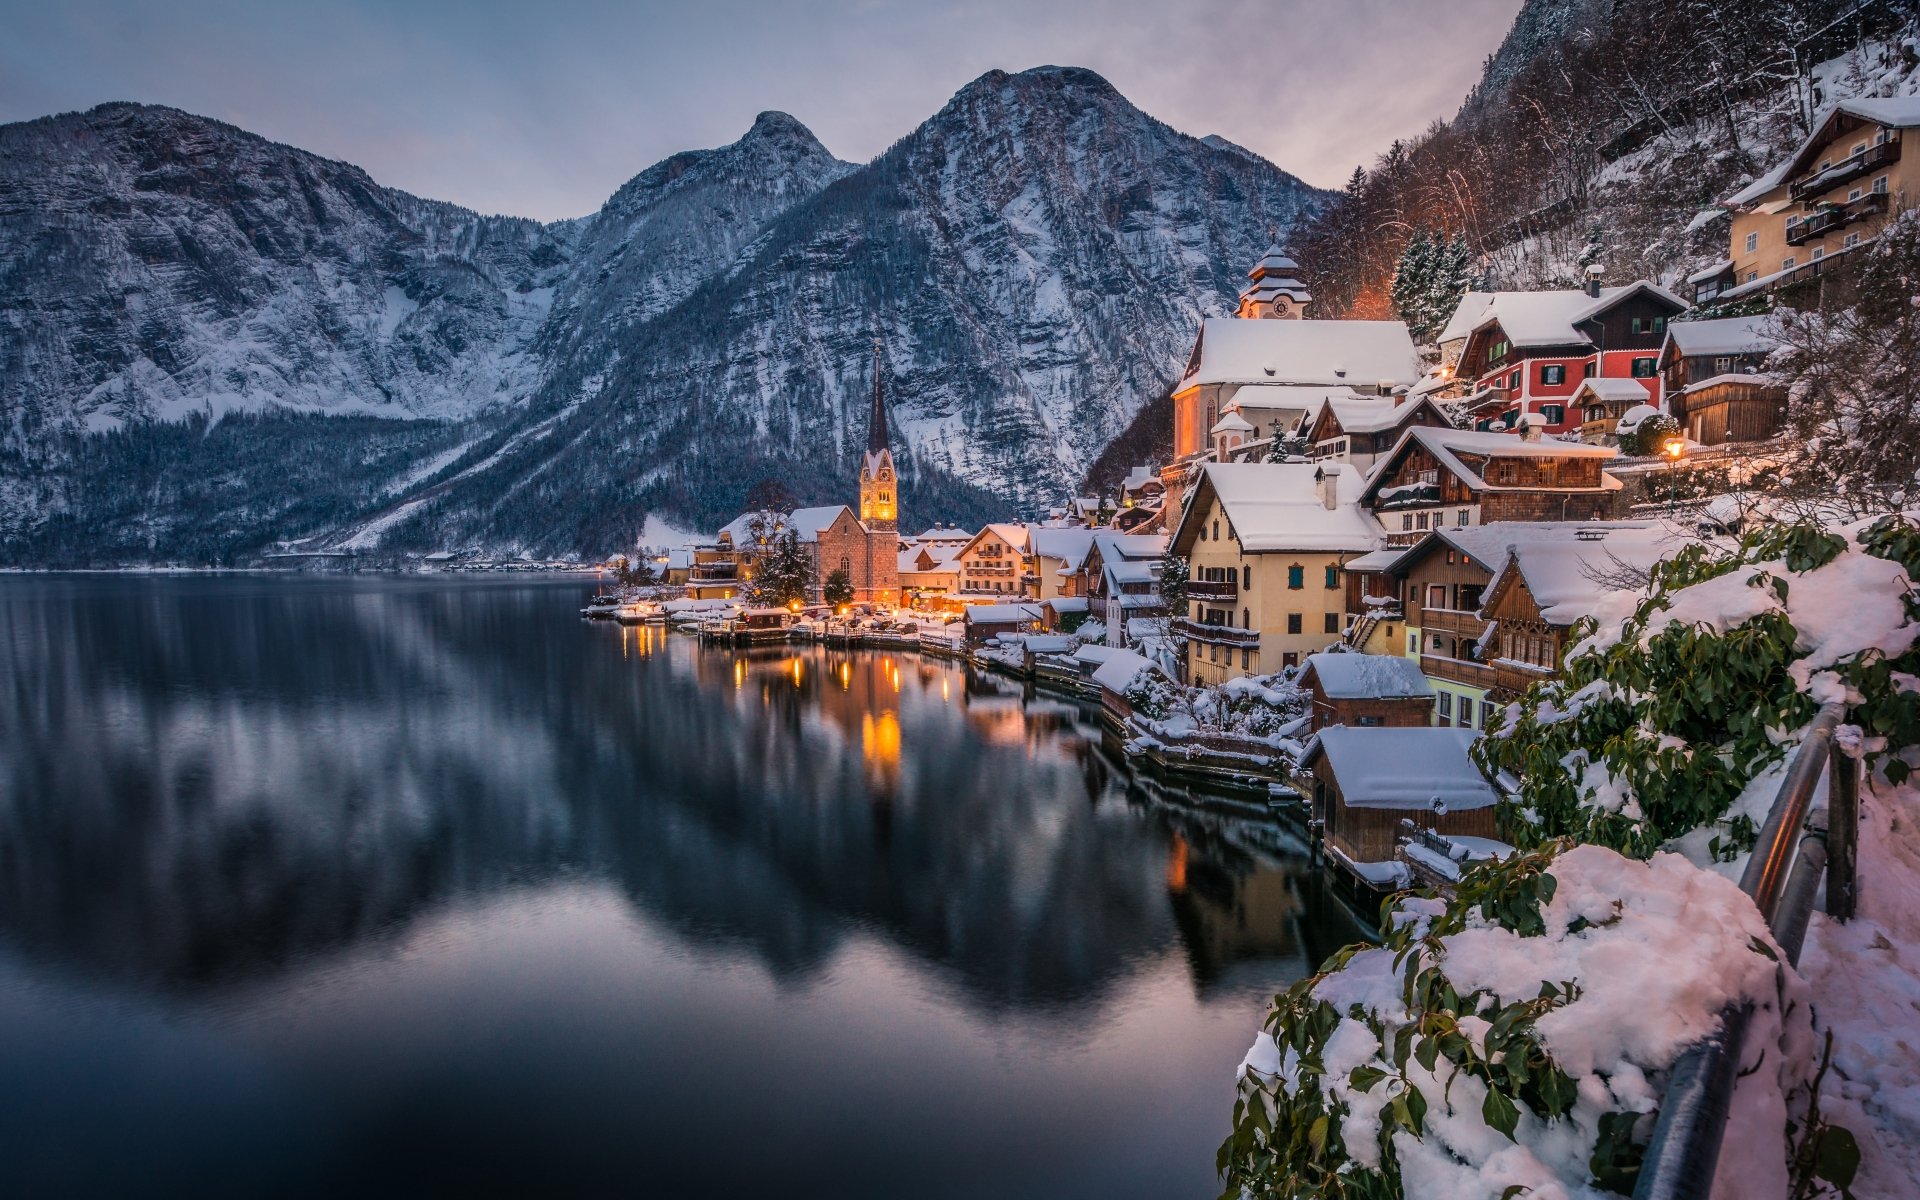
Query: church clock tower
[[857, 341, 900, 604]]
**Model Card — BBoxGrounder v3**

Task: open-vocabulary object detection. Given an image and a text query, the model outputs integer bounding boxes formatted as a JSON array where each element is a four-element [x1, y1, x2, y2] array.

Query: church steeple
[[858, 340, 897, 533], [1236, 241, 1312, 319]]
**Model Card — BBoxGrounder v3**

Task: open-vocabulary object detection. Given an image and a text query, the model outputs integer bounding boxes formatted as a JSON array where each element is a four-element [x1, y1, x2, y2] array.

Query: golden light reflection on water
[[861, 711, 902, 767]]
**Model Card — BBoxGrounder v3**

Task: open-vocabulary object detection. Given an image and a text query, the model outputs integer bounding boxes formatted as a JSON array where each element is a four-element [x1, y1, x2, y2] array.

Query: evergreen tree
[[749, 527, 810, 606], [822, 567, 855, 608], [1391, 231, 1436, 339]]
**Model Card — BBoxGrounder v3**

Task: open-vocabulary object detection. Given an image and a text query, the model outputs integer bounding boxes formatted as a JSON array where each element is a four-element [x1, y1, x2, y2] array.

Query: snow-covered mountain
[[0, 69, 1325, 563]]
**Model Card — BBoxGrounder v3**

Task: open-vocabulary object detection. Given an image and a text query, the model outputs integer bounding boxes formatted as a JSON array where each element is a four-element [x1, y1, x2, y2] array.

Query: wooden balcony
[[1176, 617, 1261, 647], [1421, 654, 1496, 690], [1492, 658, 1556, 699], [1418, 607, 1487, 640], [1790, 139, 1899, 202], [1786, 192, 1887, 245], [1185, 578, 1239, 601]]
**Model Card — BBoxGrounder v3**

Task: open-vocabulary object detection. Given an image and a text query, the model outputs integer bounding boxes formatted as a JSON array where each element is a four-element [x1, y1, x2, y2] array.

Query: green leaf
[[1501, 1187, 1531, 1200], [1348, 1065, 1389, 1093], [1483, 1086, 1520, 1141], [1815, 1125, 1861, 1190]]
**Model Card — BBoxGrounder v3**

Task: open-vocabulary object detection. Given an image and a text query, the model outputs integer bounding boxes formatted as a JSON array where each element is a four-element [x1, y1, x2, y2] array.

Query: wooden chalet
[[1300, 726, 1499, 884], [1298, 394, 1451, 472], [1450, 281, 1688, 437], [1357, 426, 1621, 547], [1658, 316, 1787, 446], [1298, 652, 1434, 731]]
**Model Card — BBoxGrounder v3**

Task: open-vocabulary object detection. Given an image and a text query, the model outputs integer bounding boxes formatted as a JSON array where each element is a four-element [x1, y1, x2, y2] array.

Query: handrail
[[1632, 702, 1858, 1200]]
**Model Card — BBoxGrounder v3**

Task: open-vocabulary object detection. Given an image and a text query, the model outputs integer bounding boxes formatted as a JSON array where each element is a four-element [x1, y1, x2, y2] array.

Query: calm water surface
[[0, 576, 1365, 1198]]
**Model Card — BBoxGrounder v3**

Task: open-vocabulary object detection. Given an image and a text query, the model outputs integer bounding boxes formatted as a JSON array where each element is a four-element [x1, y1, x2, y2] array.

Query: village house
[[1080, 532, 1167, 647], [1161, 246, 1422, 514], [1570, 377, 1658, 444], [897, 541, 963, 610], [1377, 521, 1663, 731], [1023, 526, 1098, 602], [1357, 425, 1622, 546], [1298, 651, 1434, 732], [1448, 280, 1689, 437], [1657, 315, 1787, 446], [1478, 524, 1677, 704], [952, 523, 1031, 597], [1706, 97, 1920, 303], [1299, 726, 1500, 887], [1169, 462, 1380, 684], [961, 601, 1045, 648], [1297, 393, 1452, 473]]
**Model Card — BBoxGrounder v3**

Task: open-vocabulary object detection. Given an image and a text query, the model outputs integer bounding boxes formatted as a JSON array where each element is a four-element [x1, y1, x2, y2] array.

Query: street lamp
[[1662, 435, 1687, 516]]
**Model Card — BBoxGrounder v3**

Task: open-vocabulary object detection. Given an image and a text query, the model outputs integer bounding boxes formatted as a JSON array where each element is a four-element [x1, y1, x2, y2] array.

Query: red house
[[1449, 281, 1689, 436]]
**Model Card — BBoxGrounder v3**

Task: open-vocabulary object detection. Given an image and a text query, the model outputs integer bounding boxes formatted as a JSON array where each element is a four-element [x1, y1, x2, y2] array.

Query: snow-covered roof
[[1729, 98, 1920, 207], [1103, 558, 1160, 586], [1091, 649, 1160, 695], [1227, 384, 1364, 414], [1211, 411, 1256, 434], [1177, 462, 1381, 554], [1303, 652, 1434, 699], [1090, 532, 1166, 564], [1681, 372, 1779, 394], [964, 603, 1043, 624], [716, 510, 782, 544], [1341, 548, 1407, 573], [1663, 315, 1778, 358], [1027, 525, 1096, 565], [1301, 726, 1497, 811], [1044, 596, 1090, 613], [1614, 404, 1662, 433], [1686, 260, 1734, 285], [914, 526, 974, 542], [1437, 292, 1496, 345], [1571, 377, 1653, 404], [1362, 427, 1618, 502], [1465, 282, 1688, 350], [788, 505, 851, 542], [1485, 525, 1679, 625], [1181, 318, 1422, 389], [900, 544, 961, 572], [1121, 465, 1158, 492]]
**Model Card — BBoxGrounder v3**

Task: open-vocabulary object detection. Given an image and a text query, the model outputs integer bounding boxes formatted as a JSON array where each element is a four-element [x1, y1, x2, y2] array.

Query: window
[[1242, 565, 1251, 590], [1287, 564, 1304, 589], [1241, 648, 1251, 670], [1409, 633, 1418, 653], [1457, 509, 1469, 527], [1198, 525, 1206, 542], [1325, 565, 1339, 589], [1286, 613, 1302, 634], [1540, 363, 1565, 385], [1541, 404, 1565, 426], [1459, 699, 1475, 729], [1852, 142, 1867, 156], [1508, 370, 1522, 390], [1242, 607, 1250, 628], [1875, 175, 1889, 194], [1211, 520, 1219, 541], [1786, 214, 1801, 228], [1848, 187, 1863, 202], [1402, 515, 1413, 531], [1654, 317, 1666, 334], [1427, 584, 1446, 610], [1630, 317, 1644, 334], [1582, 361, 1597, 378], [1783, 257, 1796, 270], [1845, 232, 1862, 248], [1416, 512, 1429, 530], [1491, 338, 1510, 359], [1437, 692, 1453, 720], [1324, 612, 1339, 634], [1745, 231, 1759, 253], [1482, 700, 1500, 730], [1811, 247, 1824, 260], [1357, 715, 1383, 728], [1631, 357, 1658, 378], [1746, 271, 1759, 282]]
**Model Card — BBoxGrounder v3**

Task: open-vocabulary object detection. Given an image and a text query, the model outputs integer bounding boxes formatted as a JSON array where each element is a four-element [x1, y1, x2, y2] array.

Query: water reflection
[[0, 577, 1366, 1198]]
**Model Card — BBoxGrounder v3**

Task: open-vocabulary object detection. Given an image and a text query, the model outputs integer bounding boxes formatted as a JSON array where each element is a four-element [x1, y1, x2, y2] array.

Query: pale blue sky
[[0, 0, 1524, 220]]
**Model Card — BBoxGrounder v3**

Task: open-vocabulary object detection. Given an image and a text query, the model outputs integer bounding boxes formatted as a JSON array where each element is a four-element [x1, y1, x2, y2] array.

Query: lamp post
[[1662, 435, 1687, 517]]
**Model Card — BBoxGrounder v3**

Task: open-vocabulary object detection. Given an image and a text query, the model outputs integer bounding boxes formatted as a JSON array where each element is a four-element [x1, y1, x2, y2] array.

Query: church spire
[[867, 338, 890, 455]]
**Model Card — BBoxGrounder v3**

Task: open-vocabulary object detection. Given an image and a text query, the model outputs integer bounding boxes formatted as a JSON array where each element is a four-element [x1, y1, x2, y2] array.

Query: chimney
[[1315, 463, 1344, 510], [1583, 263, 1603, 299]]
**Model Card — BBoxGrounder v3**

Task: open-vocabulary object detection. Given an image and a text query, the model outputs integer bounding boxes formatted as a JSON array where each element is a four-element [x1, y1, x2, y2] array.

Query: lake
[[0, 575, 1365, 1198]]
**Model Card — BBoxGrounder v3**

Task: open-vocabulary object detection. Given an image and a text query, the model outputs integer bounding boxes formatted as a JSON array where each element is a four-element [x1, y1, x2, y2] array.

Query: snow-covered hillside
[[0, 69, 1326, 563]]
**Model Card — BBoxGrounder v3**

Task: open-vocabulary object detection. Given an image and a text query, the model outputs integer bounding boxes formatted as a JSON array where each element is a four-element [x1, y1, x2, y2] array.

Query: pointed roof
[[867, 339, 890, 457]]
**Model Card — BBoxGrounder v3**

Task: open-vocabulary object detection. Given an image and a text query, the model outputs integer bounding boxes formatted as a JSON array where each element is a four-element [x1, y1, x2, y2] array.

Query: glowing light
[[1662, 436, 1687, 460], [791, 658, 804, 688], [840, 662, 851, 691], [861, 711, 901, 766], [733, 659, 745, 690], [1166, 834, 1189, 894]]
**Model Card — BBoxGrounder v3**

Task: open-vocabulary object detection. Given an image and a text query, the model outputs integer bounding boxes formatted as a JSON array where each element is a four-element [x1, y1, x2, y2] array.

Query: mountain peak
[[747, 110, 812, 139]]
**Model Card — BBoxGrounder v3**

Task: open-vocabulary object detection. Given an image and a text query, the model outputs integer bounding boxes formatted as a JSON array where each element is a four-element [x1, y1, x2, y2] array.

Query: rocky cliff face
[[0, 70, 1326, 563]]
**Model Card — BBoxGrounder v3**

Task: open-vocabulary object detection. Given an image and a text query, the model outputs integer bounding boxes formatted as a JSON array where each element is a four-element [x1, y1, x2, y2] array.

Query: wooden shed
[[1298, 652, 1434, 731], [1300, 726, 1500, 876]]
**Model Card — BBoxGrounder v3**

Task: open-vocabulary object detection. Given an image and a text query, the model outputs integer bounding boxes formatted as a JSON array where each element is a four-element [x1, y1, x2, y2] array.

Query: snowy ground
[[1800, 778, 1920, 1195]]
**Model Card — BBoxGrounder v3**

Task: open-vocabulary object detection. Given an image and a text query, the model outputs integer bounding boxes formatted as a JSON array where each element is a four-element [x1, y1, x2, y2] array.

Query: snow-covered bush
[[1127, 668, 1310, 742], [1478, 517, 1920, 862], [1224, 844, 1815, 1200]]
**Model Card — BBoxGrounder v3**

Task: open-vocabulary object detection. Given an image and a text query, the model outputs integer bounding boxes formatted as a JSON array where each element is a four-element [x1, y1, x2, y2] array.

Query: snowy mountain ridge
[[0, 69, 1326, 563]]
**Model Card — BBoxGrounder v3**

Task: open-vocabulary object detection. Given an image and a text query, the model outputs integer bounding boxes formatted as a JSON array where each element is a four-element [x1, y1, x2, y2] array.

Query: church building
[[812, 344, 901, 606]]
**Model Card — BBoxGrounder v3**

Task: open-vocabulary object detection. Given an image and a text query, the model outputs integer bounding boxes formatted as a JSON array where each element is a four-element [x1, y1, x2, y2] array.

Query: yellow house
[[1169, 462, 1381, 685], [1710, 97, 1920, 303]]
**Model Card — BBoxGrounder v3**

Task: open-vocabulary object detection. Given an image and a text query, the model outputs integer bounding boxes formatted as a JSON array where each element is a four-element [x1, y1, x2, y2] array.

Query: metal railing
[[1632, 702, 1859, 1200]]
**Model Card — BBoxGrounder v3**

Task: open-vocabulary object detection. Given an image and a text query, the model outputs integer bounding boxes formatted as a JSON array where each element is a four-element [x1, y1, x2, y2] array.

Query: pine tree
[[1391, 231, 1435, 340], [823, 567, 855, 608], [749, 527, 810, 606]]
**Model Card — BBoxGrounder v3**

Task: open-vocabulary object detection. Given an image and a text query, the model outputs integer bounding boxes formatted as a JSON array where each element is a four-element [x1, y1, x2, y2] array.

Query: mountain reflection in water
[[0, 576, 1366, 1199]]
